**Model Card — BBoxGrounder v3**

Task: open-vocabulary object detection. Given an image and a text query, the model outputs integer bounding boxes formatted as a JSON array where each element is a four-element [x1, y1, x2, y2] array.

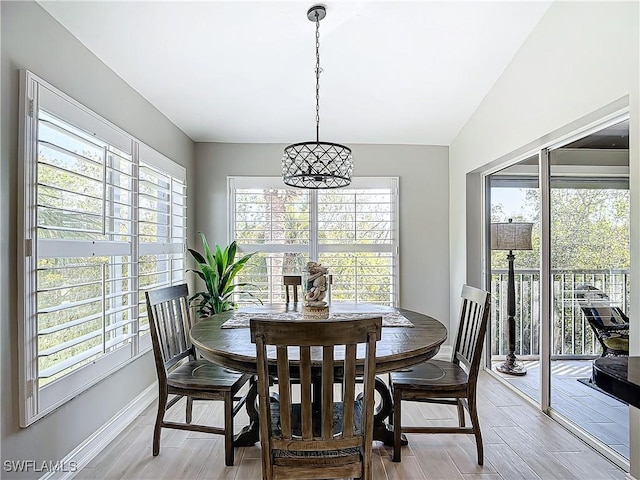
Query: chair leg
[[388, 376, 394, 428], [457, 399, 466, 427], [224, 392, 234, 466], [186, 396, 193, 424], [392, 387, 402, 462], [468, 395, 483, 465], [153, 391, 168, 456]]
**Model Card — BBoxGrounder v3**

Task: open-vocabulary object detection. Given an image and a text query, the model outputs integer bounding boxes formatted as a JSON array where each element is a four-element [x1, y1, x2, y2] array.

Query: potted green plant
[[188, 233, 261, 318]]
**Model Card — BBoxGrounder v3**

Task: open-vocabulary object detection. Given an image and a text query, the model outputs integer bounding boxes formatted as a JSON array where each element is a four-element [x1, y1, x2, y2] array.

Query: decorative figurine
[[303, 261, 330, 318]]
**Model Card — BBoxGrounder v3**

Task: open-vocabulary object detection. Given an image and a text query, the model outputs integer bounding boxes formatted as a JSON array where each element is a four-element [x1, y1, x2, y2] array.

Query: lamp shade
[[491, 220, 533, 251]]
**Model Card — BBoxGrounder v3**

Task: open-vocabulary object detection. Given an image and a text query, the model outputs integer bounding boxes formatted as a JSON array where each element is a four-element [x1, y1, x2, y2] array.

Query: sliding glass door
[[486, 116, 630, 464], [548, 120, 630, 460], [488, 155, 540, 400]]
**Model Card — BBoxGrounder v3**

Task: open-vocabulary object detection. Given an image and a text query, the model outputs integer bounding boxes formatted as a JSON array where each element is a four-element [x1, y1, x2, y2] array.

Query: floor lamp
[[491, 219, 533, 376]]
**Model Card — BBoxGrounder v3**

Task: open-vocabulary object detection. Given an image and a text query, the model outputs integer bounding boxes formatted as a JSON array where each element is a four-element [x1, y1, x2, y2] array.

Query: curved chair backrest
[[575, 284, 628, 328], [145, 284, 194, 381], [575, 284, 629, 357]]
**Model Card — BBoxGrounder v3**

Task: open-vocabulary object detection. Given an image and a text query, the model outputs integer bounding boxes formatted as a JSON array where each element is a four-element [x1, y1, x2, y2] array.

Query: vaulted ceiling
[[39, 1, 551, 145]]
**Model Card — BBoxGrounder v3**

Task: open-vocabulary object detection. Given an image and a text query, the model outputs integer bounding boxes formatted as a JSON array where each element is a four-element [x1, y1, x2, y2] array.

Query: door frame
[[480, 108, 630, 470]]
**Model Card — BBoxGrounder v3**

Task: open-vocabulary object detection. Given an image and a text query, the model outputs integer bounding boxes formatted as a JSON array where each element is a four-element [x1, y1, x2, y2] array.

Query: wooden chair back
[[575, 284, 629, 356], [283, 275, 301, 303], [575, 284, 629, 327], [250, 317, 382, 480], [452, 284, 491, 382], [146, 284, 194, 382], [145, 284, 251, 465]]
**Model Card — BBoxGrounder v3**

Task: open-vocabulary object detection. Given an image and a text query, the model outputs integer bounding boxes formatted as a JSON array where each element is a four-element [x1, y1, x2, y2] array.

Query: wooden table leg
[[233, 376, 260, 446], [373, 376, 408, 446]]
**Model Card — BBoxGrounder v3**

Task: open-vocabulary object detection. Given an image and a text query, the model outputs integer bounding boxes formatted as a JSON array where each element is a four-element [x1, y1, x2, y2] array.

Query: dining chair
[[389, 284, 491, 464], [575, 284, 629, 357], [250, 316, 382, 480], [146, 284, 251, 465], [283, 275, 302, 304]]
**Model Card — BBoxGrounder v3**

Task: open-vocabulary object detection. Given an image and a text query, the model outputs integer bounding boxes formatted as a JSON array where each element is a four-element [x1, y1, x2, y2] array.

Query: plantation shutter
[[19, 71, 187, 424], [317, 178, 398, 304], [36, 88, 137, 395], [230, 177, 310, 303], [137, 146, 187, 336], [229, 177, 398, 306]]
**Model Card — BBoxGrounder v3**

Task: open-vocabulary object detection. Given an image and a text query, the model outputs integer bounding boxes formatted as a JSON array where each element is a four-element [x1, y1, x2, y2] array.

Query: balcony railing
[[490, 269, 630, 358]]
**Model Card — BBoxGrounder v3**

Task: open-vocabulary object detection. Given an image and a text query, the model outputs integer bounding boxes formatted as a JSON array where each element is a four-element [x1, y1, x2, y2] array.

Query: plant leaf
[[187, 248, 206, 265], [200, 232, 216, 268], [214, 243, 226, 278], [227, 241, 237, 267], [187, 268, 206, 282]]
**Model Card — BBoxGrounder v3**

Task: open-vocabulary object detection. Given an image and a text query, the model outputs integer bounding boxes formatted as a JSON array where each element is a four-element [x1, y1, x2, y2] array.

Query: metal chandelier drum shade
[[282, 141, 353, 189]]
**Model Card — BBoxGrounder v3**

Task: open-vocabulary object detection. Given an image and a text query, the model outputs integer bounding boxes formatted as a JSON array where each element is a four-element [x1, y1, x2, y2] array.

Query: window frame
[[18, 70, 187, 426], [228, 176, 399, 306]]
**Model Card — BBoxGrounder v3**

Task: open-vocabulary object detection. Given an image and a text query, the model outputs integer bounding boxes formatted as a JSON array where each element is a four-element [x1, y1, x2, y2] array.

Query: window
[[229, 176, 398, 305], [18, 71, 186, 425]]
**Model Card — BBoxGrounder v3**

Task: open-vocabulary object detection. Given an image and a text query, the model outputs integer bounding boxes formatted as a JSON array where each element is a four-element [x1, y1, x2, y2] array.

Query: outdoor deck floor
[[492, 359, 629, 459]]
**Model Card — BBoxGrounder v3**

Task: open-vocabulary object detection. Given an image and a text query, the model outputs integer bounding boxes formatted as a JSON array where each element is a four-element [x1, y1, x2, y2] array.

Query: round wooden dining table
[[190, 303, 447, 446]]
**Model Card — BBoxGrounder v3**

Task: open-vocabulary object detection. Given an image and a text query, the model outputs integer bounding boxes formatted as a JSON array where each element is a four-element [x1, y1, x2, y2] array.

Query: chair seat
[[390, 360, 469, 392], [601, 337, 629, 354], [271, 399, 364, 466], [167, 360, 247, 391], [271, 398, 364, 438]]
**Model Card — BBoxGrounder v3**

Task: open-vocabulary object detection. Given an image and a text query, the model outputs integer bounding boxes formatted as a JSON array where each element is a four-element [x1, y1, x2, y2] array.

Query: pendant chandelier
[[282, 5, 353, 189]]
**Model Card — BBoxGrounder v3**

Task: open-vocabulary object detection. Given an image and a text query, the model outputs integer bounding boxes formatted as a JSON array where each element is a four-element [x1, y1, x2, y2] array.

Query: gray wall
[[0, 2, 195, 477], [449, 1, 639, 476], [194, 142, 451, 325]]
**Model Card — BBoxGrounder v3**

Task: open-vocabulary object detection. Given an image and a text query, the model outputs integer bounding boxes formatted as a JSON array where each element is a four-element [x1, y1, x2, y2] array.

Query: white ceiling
[[39, 1, 551, 145]]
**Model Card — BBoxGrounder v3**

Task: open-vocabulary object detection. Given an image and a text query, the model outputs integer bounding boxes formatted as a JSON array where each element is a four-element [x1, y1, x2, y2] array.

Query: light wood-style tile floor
[[492, 360, 630, 459], [75, 371, 626, 480]]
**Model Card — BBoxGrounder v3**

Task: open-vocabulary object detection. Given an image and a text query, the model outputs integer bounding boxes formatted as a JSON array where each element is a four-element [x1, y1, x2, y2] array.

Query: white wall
[[194, 142, 451, 325], [449, 1, 639, 477], [0, 2, 195, 477]]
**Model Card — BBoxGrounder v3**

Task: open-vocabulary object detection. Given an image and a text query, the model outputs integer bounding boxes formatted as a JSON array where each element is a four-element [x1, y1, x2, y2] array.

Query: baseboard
[[41, 382, 158, 480], [626, 474, 638, 480]]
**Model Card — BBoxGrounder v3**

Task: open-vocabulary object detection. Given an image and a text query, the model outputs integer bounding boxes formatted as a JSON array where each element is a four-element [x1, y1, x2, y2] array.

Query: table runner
[[221, 310, 414, 328]]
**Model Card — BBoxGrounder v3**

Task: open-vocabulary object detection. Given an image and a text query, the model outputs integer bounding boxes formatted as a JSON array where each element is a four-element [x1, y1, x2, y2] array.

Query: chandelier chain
[[315, 13, 321, 142]]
